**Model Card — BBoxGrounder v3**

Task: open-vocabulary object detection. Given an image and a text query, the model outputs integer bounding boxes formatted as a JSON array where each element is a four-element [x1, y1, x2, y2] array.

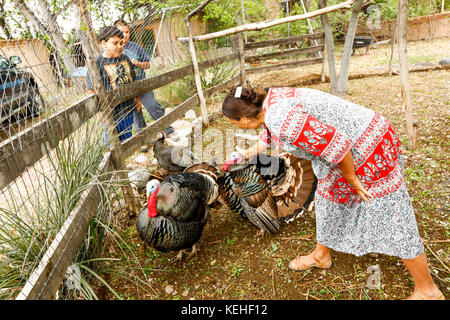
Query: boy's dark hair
[[97, 26, 123, 42], [113, 19, 129, 28]]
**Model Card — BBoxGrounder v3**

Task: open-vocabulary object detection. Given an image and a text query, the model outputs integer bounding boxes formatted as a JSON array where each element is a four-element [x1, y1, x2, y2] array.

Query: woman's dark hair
[[222, 86, 267, 120], [113, 19, 130, 28], [97, 26, 123, 42]]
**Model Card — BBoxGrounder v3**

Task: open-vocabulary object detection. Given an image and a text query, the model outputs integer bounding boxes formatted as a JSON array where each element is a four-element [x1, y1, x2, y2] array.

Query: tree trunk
[[398, 0, 418, 150], [0, 0, 11, 38], [14, 0, 76, 74], [0, 17, 11, 39], [318, 0, 337, 94], [336, 0, 364, 96]]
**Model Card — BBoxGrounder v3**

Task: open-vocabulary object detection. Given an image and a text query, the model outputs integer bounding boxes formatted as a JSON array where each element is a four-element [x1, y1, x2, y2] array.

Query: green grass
[[0, 115, 153, 300]]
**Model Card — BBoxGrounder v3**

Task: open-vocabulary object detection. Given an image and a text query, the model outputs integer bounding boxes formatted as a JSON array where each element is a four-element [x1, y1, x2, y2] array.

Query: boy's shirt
[[123, 41, 150, 81], [86, 54, 137, 119]]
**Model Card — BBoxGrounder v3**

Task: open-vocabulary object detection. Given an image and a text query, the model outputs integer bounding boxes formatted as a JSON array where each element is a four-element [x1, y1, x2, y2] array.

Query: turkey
[[152, 132, 198, 174], [218, 151, 316, 235], [136, 162, 220, 260]]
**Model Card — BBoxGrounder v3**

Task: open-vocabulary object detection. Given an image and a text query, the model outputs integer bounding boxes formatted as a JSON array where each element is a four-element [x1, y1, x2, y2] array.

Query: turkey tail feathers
[[240, 197, 280, 234], [276, 154, 317, 219]]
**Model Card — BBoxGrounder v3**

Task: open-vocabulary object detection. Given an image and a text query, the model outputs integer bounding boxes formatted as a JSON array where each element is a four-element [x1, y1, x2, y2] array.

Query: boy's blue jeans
[[102, 111, 134, 146], [133, 90, 174, 135]]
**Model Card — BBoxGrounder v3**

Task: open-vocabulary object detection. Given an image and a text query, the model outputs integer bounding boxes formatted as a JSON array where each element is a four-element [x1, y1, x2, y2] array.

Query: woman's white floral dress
[[260, 87, 424, 259]]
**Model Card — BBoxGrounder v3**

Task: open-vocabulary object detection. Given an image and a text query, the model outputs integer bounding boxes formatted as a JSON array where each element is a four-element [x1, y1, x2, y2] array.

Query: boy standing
[[113, 19, 175, 144], [86, 26, 142, 142]]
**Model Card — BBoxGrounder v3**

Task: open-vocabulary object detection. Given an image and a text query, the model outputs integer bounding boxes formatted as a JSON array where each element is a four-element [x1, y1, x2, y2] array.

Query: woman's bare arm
[[338, 151, 373, 202], [237, 140, 268, 160]]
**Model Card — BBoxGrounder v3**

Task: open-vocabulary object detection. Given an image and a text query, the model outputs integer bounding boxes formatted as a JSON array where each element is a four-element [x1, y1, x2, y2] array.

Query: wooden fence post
[[236, 13, 247, 87], [318, 0, 337, 94], [321, 42, 326, 82], [185, 19, 209, 125], [77, 0, 137, 216], [398, 0, 418, 150]]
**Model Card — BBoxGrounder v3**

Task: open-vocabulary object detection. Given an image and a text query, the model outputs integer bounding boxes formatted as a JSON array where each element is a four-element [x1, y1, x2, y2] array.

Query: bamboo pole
[[398, 0, 418, 150], [300, 0, 322, 58], [152, 8, 166, 60], [185, 0, 214, 22], [388, 22, 398, 76], [321, 42, 326, 81], [178, 0, 356, 43], [241, 0, 247, 43], [318, 0, 337, 93], [236, 13, 247, 86], [185, 20, 209, 125]]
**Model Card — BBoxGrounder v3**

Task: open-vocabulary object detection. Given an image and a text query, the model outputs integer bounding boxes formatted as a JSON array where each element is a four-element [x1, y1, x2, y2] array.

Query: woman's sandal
[[288, 254, 332, 271]]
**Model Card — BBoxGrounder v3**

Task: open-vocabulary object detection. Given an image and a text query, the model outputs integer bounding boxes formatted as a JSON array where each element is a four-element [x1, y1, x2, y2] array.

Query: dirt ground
[[93, 38, 449, 300]]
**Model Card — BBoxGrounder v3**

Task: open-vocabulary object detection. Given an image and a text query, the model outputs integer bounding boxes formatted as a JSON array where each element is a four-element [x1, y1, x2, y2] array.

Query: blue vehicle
[[0, 55, 45, 125]]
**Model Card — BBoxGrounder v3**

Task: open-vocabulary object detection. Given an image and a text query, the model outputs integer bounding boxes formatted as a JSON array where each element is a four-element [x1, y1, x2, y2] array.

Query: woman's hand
[[347, 176, 373, 203], [237, 140, 269, 161], [235, 146, 249, 160], [338, 152, 373, 203]]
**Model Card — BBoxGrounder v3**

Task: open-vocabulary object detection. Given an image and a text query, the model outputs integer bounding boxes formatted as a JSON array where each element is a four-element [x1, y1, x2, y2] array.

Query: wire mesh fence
[[0, 0, 329, 300]]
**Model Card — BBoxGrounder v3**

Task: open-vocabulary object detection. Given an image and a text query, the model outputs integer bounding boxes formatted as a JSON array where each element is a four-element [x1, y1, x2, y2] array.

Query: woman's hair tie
[[234, 86, 243, 98]]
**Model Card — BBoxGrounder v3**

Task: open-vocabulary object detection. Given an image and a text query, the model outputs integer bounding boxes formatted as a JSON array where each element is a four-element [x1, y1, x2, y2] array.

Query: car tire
[[27, 86, 45, 118]]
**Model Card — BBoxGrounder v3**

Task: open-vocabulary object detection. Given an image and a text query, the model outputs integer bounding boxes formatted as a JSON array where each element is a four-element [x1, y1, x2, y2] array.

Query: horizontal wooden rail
[[246, 57, 323, 75], [121, 74, 241, 158], [16, 151, 114, 300], [0, 95, 98, 191], [177, 0, 354, 42], [110, 53, 239, 106], [243, 33, 324, 50], [245, 44, 324, 63]]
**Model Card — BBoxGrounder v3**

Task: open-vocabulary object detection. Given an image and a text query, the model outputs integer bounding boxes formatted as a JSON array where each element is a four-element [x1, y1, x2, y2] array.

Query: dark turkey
[[219, 151, 316, 235], [152, 132, 198, 174], [136, 163, 219, 260]]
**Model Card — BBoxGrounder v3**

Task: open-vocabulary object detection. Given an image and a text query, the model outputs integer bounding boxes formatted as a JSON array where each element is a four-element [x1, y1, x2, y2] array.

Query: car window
[[0, 56, 10, 70]]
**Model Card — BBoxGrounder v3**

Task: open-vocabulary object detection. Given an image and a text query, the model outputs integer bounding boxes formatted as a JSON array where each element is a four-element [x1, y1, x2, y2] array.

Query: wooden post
[[388, 22, 397, 76], [336, 0, 364, 95], [185, 19, 209, 125], [321, 42, 326, 82], [427, 0, 433, 43], [398, 0, 418, 150], [236, 13, 247, 87], [318, 0, 337, 94], [77, 0, 138, 216]]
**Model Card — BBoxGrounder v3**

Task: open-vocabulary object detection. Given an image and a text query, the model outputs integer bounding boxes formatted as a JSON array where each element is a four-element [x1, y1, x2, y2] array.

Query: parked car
[[0, 55, 45, 125]]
